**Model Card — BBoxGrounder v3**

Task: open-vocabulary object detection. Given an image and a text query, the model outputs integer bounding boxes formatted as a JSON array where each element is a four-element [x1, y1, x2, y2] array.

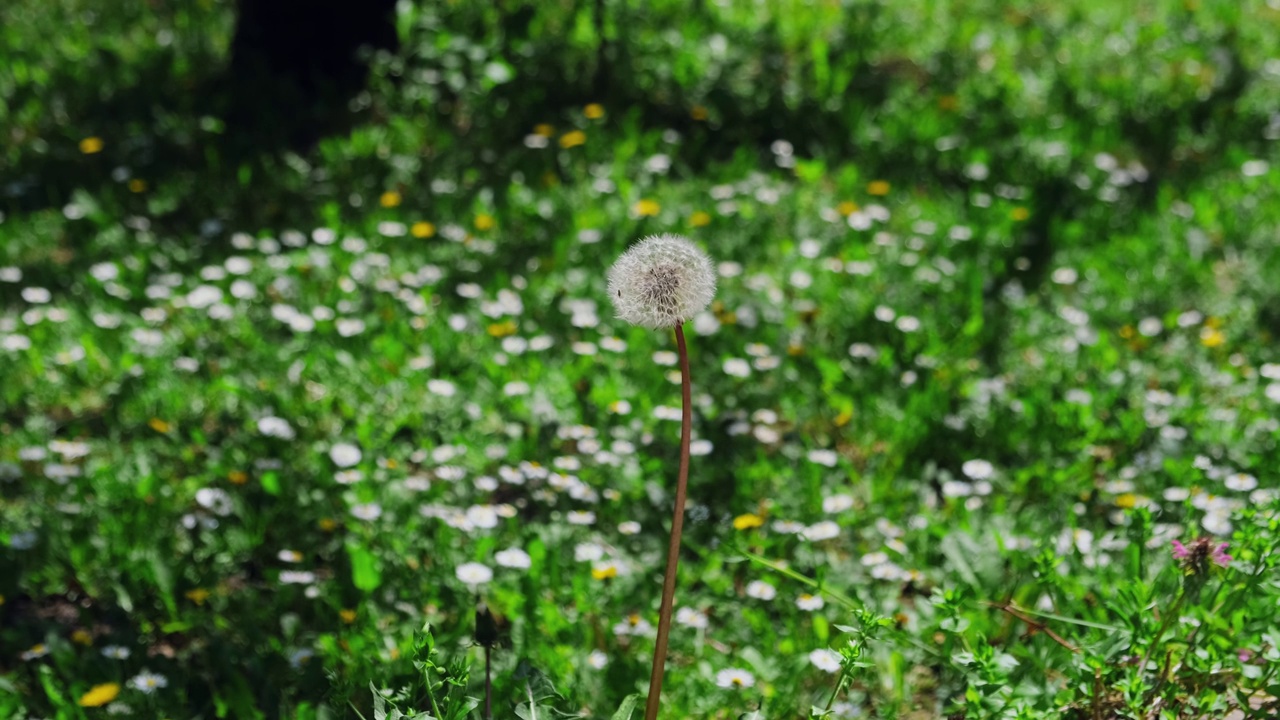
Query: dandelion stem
[[644, 323, 693, 720]]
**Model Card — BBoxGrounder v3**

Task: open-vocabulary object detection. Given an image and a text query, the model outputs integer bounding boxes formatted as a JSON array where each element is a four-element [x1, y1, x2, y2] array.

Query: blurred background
[[2, 1, 1280, 718]]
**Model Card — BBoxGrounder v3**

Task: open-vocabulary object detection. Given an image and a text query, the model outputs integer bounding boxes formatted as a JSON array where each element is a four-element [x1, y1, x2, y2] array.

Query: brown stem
[[643, 323, 693, 720]]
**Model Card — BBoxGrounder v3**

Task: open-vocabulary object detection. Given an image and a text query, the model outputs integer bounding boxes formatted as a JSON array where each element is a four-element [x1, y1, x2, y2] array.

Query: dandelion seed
[[607, 235, 716, 329]]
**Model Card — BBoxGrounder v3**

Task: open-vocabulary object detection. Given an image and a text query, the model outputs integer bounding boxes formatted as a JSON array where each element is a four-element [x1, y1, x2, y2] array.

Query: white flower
[[101, 645, 131, 659], [618, 521, 641, 535], [195, 488, 233, 516], [329, 443, 362, 467], [809, 648, 842, 673], [1225, 473, 1257, 492], [495, 547, 532, 569], [128, 671, 169, 693], [588, 650, 608, 669], [258, 416, 295, 440], [350, 503, 382, 521], [607, 234, 716, 329], [279, 570, 316, 585], [796, 594, 825, 611], [676, 606, 709, 629], [961, 459, 994, 480], [745, 580, 777, 600], [455, 562, 493, 586], [715, 668, 755, 689], [802, 520, 841, 541], [823, 494, 855, 514]]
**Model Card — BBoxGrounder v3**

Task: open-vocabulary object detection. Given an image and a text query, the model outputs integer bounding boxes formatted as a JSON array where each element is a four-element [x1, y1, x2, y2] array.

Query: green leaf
[[260, 471, 280, 496], [610, 694, 640, 720], [347, 544, 383, 592]]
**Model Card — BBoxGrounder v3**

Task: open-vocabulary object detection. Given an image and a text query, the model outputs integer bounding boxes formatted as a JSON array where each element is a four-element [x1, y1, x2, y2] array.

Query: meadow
[[2, 1, 1280, 718]]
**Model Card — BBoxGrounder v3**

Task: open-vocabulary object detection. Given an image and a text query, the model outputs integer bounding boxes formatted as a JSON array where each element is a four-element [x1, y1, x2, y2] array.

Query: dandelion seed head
[[607, 234, 716, 329]]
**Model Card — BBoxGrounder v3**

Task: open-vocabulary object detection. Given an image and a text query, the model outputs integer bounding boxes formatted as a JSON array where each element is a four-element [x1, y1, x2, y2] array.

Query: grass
[[2, 0, 1280, 718]]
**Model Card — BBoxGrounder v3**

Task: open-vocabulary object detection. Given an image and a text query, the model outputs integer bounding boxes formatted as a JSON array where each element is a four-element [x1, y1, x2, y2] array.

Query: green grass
[[2, 1, 1280, 718]]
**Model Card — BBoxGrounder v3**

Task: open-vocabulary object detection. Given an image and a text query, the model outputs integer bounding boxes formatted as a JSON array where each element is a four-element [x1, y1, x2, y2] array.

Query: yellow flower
[[733, 513, 764, 530], [836, 201, 859, 216], [591, 564, 618, 580], [475, 213, 495, 231], [534, 123, 555, 137], [834, 409, 853, 427], [487, 320, 517, 337], [559, 130, 587, 149], [228, 470, 248, 485], [80, 137, 104, 154], [185, 588, 211, 605], [690, 211, 711, 227], [691, 105, 709, 121], [585, 103, 605, 119], [1200, 327, 1225, 348], [867, 180, 890, 196], [71, 629, 93, 646], [633, 199, 660, 217], [380, 191, 401, 208], [1011, 207, 1030, 221], [1115, 493, 1138, 509], [319, 518, 338, 532], [148, 418, 171, 433], [128, 179, 147, 193], [411, 221, 435, 238], [340, 608, 357, 624], [79, 683, 120, 707]]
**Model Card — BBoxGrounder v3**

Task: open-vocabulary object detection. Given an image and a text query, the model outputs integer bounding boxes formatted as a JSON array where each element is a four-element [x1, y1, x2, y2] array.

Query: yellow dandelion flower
[[185, 588, 211, 605], [380, 191, 401, 208], [633, 199, 660, 217], [79, 683, 120, 708], [559, 130, 587, 149], [787, 344, 805, 357], [867, 180, 890, 196], [475, 213, 495, 231], [1200, 328, 1225, 348], [487, 320, 517, 337], [691, 105, 709, 121], [227, 470, 248, 485], [128, 179, 147, 193], [71, 629, 93, 646], [1011, 207, 1030, 221], [340, 608, 357, 624], [584, 103, 605, 119], [690, 211, 711, 227], [148, 418, 171, 433], [534, 123, 555, 137], [319, 518, 338, 532], [1115, 494, 1138, 509], [411, 221, 435, 238], [591, 565, 618, 580], [79, 137, 104, 154], [733, 513, 764, 530], [837, 201, 859, 216]]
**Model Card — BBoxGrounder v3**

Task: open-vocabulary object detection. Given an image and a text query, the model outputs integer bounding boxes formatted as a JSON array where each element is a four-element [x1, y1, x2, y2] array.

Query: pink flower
[[1210, 542, 1231, 568], [1171, 537, 1231, 574]]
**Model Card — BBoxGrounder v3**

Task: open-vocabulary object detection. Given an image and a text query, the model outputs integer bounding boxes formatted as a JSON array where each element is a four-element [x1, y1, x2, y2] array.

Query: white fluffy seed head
[[607, 234, 716, 329]]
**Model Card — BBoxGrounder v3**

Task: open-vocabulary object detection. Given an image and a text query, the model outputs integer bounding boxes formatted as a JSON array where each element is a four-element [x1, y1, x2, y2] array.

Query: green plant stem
[[1140, 587, 1186, 673], [424, 667, 445, 720], [643, 323, 693, 720]]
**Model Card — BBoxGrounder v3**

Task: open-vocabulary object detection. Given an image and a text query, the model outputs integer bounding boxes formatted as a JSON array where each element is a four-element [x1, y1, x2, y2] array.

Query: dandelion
[[611, 234, 718, 720], [79, 683, 120, 707], [715, 668, 755, 689], [733, 513, 764, 530]]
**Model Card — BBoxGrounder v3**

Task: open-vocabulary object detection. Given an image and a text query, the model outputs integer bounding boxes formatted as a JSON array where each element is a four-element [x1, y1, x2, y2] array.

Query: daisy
[[455, 562, 493, 586], [809, 648, 841, 673], [745, 580, 777, 601], [127, 671, 169, 693], [715, 668, 756, 689]]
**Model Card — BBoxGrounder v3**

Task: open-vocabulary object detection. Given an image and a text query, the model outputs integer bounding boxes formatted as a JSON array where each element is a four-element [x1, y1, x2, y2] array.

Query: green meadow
[[2, 1, 1279, 718]]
